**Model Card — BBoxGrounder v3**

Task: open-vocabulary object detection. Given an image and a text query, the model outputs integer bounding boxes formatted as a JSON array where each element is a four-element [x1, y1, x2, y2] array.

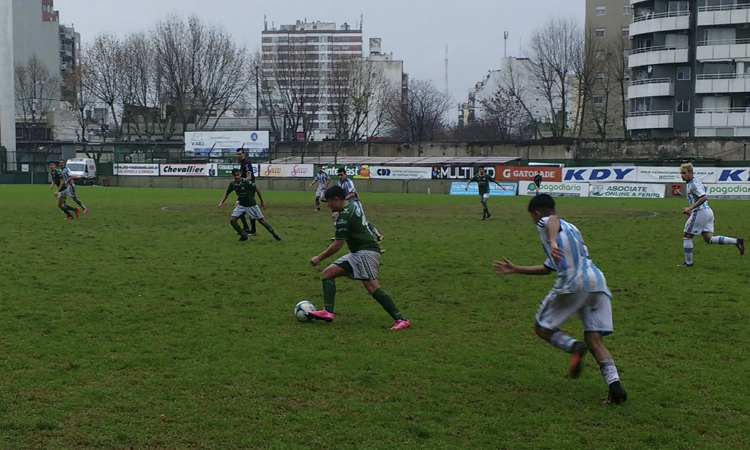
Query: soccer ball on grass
[[294, 300, 316, 322]]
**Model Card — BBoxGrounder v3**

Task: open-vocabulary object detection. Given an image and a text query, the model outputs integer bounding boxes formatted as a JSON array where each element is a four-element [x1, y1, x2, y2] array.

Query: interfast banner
[[432, 166, 495, 180], [705, 184, 750, 199], [114, 163, 159, 176], [519, 181, 590, 197], [589, 183, 665, 198], [160, 164, 211, 177], [369, 166, 433, 180], [316, 165, 371, 179], [563, 167, 638, 182], [496, 166, 562, 182], [449, 182, 517, 196], [636, 166, 717, 183]]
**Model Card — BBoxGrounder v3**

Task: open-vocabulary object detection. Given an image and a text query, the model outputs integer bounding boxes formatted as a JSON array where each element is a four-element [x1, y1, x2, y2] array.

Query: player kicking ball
[[308, 186, 410, 330], [677, 162, 744, 267], [493, 194, 627, 404], [218, 169, 282, 242]]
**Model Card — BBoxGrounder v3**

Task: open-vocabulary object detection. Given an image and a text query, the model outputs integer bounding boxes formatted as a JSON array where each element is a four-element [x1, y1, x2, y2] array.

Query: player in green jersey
[[465, 167, 503, 220], [48, 161, 77, 220], [218, 169, 282, 241], [307, 185, 410, 330]]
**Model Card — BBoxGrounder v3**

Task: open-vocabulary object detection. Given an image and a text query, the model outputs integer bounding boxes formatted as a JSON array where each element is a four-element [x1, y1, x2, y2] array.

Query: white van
[[65, 158, 97, 185]]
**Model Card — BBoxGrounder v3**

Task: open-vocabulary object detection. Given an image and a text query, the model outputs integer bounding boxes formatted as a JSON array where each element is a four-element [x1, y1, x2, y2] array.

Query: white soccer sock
[[549, 331, 578, 354], [709, 236, 737, 245], [683, 238, 694, 264], [599, 359, 620, 385]]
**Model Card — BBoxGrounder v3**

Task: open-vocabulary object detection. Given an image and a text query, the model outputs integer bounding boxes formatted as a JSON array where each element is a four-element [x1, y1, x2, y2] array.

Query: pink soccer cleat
[[83, 208, 88, 214], [308, 309, 335, 322], [64, 216, 74, 220], [390, 319, 411, 330]]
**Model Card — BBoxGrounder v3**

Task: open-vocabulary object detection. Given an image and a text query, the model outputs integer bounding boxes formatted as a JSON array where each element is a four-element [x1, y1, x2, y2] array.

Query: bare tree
[[528, 17, 582, 137], [386, 79, 451, 142], [14, 55, 60, 140], [604, 36, 630, 138], [120, 32, 160, 141], [571, 28, 600, 137], [479, 86, 535, 140], [61, 66, 93, 143], [83, 33, 124, 139]]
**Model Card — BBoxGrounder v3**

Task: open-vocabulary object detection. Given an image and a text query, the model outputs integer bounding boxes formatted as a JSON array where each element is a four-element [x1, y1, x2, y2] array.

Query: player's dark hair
[[324, 185, 346, 200], [231, 168, 241, 175], [48, 161, 56, 166], [236, 148, 245, 153], [528, 193, 556, 213], [337, 167, 346, 174]]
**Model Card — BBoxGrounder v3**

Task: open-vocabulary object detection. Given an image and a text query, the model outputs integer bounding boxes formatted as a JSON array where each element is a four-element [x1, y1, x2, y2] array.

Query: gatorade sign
[[496, 166, 562, 182]]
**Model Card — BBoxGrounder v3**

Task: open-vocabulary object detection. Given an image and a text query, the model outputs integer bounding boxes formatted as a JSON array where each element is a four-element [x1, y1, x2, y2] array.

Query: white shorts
[[333, 250, 380, 280], [684, 208, 714, 235], [56, 188, 69, 199], [67, 184, 78, 198], [536, 291, 613, 335], [479, 193, 490, 201], [231, 204, 263, 220], [315, 186, 326, 198]]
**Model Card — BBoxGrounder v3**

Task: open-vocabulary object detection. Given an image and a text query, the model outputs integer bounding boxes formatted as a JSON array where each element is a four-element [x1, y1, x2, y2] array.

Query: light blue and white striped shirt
[[61, 166, 75, 185], [338, 178, 359, 202], [537, 216, 611, 297], [686, 178, 710, 210]]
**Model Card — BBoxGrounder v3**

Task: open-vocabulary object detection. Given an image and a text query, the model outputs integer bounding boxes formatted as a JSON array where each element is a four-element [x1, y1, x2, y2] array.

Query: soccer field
[[1, 185, 749, 449]]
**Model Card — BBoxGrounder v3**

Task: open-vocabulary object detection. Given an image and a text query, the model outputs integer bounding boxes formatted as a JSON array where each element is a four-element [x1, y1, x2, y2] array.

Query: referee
[[236, 148, 257, 235]]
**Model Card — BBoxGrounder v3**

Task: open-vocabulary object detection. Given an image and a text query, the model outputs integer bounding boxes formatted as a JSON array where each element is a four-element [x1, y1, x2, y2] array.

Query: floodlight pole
[[0, 0, 17, 172]]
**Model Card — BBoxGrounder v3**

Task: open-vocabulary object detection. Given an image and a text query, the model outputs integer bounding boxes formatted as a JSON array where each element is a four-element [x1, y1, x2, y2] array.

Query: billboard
[[519, 181, 589, 197], [705, 183, 750, 199], [449, 182, 517, 196], [432, 166, 495, 180], [637, 166, 717, 183], [714, 168, 750, 183], [114, 163, 159, 176], [159, 164, 211, 176], [316, 164, 371, 179], [563, 167, 638, 182], [496, 166, 562, 182], [589, 183, 665, 198], [369, 166, 433, 180], [184, 131, 269, 158]]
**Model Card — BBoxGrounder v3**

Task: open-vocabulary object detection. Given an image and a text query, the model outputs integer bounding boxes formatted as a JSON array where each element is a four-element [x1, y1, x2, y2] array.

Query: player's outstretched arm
[[493, 258, 552, 276], [310, 239, 345, 266], [218, 193, 229, 208]]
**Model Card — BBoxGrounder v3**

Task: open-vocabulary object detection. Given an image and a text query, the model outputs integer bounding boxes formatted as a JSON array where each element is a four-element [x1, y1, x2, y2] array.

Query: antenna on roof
[[504, 31, 509, 58]]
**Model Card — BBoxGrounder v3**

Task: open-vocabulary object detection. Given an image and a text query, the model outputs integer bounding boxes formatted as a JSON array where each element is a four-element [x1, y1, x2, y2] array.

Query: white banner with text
[[369, 166, 433, 180], [519, 181, 590, 197], [114, 163, 160, 176], [589, 183, 665, 198]]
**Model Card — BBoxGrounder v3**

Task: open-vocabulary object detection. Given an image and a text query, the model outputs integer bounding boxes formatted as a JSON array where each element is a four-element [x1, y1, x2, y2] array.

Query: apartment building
[[627, 0, 750, 138]]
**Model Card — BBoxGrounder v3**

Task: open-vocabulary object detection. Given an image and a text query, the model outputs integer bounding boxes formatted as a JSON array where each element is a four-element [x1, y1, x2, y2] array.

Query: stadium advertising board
[[705, 183, 750, 199], [216, 164, 259, 177], [259, 164, 288, 177], [114, 163, 159, 176], [449, 182, 517, 196], [316, 165, 370, 179], [589, 183, 665, 198], [637, 166, 717, 183], [432, 166, 495, 180], [159, 164, 210, 176], [184, 131, 269, 158], [519, 181, 589, 197], [286, 164, 314, 178], [714, 168, 750, 183], [563, 167, 638, 182], [369, 166, 433, 180], [496, 166, 562, 182]]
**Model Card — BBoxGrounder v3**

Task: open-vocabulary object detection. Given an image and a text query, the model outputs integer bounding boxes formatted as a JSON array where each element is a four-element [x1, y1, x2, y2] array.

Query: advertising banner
[[705, 183, 750, 199], [714, 168, 750, 183], [184, 131, 269, 158], [519, 181, 590, 197], [316, 164, 371, 179], [589, 183, 665, 198], [637, 166, 717, 183], [496, 166, 562, 182], [159, 164, 210, 176], [449, 182, 517, 196], [114, 163, 160, 176], [563, 167, 638, 182], [216, 164, 260, 177], [432, 166, 495, 180], [259, 164, 288, 177], [286, 164, 314, 178], [369, 166, 433, 180]]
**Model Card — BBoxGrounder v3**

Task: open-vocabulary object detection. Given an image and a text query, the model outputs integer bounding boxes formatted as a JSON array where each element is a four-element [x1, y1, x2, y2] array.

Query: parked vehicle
[[65, 158, 97, 185]]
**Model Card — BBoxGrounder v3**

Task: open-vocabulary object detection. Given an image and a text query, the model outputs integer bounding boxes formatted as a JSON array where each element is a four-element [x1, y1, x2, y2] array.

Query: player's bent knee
[[534, 322, 553, 340]]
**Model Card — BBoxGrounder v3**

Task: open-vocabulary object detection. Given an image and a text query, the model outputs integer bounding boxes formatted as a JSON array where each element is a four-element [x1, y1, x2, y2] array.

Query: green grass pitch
[[1, 185, 749, 449]]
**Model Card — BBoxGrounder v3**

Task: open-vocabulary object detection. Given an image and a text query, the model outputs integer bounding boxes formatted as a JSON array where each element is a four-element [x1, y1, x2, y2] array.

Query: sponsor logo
[[707, 184, 750, 196], [433, 166, 494, 180], [589, 183, 664, 198], [251, 132, 258, 141], [377, 168, 391, 176], [564, 168, 635, 181], [717, 169, 750, 182], [264, 166, 282, 176], [162, 165, 205, 174], [291, 165, 309, 177], [497, 166, 562, 182]]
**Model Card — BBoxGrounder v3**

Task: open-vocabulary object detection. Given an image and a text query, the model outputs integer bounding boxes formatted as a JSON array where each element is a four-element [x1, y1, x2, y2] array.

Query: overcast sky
[[55, 0, 584, 121]]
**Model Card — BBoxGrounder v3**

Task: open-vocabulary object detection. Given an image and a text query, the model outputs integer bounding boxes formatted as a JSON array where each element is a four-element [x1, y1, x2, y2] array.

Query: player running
[[337, 168, 384, 242], [218, 169, 282, 242], [678, 162, 744, 266], [236, 148, 257, 236], [309, 166, 331, 211], [49, 161, 78, 220], [308, 185, 409, 330], [493, 194, 627, 405], [58, 159, 88, 214], [465, 167, 503, 220]]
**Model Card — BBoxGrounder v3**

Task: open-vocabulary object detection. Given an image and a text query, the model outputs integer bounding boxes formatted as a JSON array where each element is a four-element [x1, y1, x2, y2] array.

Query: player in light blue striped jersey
[[493, 194, 627, 405], [678, 162, 744, 267]]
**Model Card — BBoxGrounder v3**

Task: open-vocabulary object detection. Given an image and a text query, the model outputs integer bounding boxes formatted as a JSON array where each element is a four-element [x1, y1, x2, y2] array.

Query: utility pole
[[504, 31, 509, 58], [0, 0, 16, 172], [255, 64, 260, 130]]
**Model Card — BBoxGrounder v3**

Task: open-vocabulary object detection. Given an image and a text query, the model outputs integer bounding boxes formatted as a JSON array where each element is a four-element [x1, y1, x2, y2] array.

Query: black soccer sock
[[250, 219, 257, 233], [261, 221, 276, 236], [231, 221, 244, 235], [65, 204, 76, 212], [322, 277, 336, 313], [73, 198, 85, 208], [59, 206, 72, 217], [482, 201, 489, 216], [239, 215, 249, 230], [372, 288, 406, 321], [316, 198, 320, 207]]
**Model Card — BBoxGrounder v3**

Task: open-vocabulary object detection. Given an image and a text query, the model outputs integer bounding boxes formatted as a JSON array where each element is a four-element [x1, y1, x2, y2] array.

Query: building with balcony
[[627, 0, 750, 138]]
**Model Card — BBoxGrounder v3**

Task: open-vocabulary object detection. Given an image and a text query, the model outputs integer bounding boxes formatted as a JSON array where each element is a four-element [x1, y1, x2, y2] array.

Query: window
[[596, 6, 606, 16], [596, 28, 606, 38], [593, 95, 604, 105], [623, 5, 633, 14], [668, 1, 689, 12], [622, 27, 629, 37], [677, 99, 690, 113], [677, 67, 691, 80]]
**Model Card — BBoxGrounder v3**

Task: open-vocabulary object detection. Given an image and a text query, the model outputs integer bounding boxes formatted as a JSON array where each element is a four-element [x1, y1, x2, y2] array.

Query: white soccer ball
[[294, 300, 316, 322]]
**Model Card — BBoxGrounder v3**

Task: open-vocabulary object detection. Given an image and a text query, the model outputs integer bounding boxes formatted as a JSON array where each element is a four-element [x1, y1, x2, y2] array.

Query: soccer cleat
[[676, 262, 694, 267], [737, 237, 745, 256], [238, 234, 248, 241], [568, 342, 588, 379], [75, 207, 80, 218], [486, 213, 491, 219], [377, 235, 385, 243], [274, 235, 283, 241], [316, 207, 321, 211], [308, 309, 334, 322], [604, 381, 627, 405], [247, 232, 257, 236], [82, 208, 88, 214], [242, 228, 251, 234], [390, 319, 411, 330], [64, 216, 74, 220], [481, 216, 487, 220]]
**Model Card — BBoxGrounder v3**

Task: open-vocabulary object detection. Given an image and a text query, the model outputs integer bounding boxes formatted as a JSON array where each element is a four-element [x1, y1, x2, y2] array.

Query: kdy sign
[[564, 167, 637, 182]]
